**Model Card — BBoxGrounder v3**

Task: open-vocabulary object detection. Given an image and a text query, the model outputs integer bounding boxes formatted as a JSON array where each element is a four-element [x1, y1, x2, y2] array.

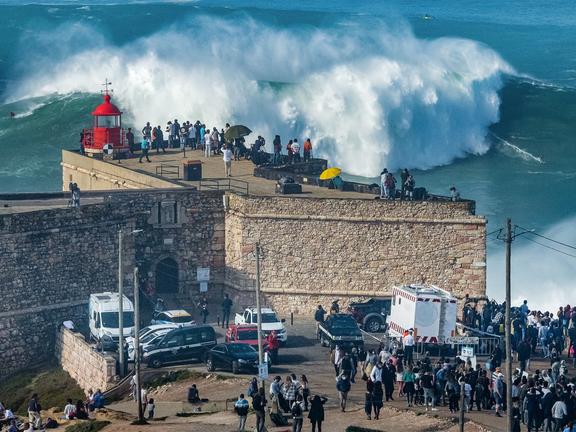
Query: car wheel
[[232, 361, 239, 374], [365, 317, 382, 333], [206, 358, 215, 372], [149, 358, 162, 368]]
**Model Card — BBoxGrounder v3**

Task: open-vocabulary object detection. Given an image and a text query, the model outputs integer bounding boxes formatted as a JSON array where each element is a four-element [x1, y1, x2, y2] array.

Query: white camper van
[[387, 284, 457, 344], [89, 292, 135, 350]]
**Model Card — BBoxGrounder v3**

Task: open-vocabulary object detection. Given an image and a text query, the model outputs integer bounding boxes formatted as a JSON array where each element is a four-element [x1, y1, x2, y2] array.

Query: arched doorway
[[155, 258, 179, 294]]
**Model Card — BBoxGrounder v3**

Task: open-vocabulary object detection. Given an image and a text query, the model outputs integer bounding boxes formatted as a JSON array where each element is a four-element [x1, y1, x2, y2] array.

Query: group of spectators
[[128, 119, 315, 170], [379, 168, 416, 200], [235, 373, 325, 432]]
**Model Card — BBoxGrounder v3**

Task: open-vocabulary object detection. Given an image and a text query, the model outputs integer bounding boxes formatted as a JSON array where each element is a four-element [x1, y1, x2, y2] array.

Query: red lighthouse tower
[[82, 79, 128, 158]]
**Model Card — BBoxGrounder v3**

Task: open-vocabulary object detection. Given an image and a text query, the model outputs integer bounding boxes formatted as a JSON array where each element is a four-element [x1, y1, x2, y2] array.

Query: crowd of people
[[128, 119, 315, 174]]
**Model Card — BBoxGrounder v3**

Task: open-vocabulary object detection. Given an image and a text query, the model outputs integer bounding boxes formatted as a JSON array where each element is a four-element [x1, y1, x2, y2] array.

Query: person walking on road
[[253, 387, 267, 432], [291, 394, 305, 432], [332, 346, 344, 377], [308, 395, 327, 432], [372, 381, 384, 420], [336, 372, 351, 412], [234, 393, 249, 432]]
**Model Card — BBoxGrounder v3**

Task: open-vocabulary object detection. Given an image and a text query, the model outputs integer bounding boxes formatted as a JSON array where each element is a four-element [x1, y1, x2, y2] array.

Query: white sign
[[258, 363, 268, 380], [445, 336, 479, 345], [197, 267, 210, 282], [461, 346, 474, 357], [199, 282, 208, 293]]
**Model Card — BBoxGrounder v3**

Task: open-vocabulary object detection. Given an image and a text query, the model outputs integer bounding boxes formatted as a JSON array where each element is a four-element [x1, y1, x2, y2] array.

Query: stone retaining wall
[[55, 327, 116, 394]]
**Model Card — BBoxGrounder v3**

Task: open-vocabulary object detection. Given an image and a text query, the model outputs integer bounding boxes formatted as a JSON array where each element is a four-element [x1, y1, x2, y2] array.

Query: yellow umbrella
[[319, 167, 342, 180]]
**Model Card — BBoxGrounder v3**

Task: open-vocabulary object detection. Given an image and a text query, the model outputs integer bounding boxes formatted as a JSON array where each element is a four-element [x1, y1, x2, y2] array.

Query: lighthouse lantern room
[[81, 79, 128, 158]]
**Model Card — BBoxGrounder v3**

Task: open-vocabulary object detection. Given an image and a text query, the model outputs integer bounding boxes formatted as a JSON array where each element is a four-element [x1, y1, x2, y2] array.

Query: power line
[[516, 225, 576, 251], [519, 236, 576, 259]]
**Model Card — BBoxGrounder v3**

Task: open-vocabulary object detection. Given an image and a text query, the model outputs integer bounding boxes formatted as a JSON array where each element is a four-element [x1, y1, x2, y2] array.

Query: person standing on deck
[[380, 169, 388, 199], [204, 129, 212, 157], [223, 144, 233, 177]]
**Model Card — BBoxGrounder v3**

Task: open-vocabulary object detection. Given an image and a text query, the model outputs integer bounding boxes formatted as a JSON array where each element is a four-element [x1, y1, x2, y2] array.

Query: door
[[211, 345, 227, 368], [155, 258, 179, 294], [160, 333, 185, 363]]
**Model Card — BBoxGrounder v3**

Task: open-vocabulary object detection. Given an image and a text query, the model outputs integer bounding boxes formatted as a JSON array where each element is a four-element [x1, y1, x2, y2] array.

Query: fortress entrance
[[155, 258, 179, 294]]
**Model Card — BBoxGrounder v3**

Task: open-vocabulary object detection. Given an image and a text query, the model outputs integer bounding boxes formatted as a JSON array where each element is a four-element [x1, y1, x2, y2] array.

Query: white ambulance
[[387, 284, 457, 344]]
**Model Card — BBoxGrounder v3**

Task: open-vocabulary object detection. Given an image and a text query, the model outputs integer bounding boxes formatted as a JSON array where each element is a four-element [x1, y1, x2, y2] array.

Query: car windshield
[[253, 313, 278, 323], [141, 332, 165, 344], [238, 330, 258, 340], [228, 344, 256, 354], [101, 312, 134, 328], [170, 315, 192, 324], [331, 318, 358, 329]]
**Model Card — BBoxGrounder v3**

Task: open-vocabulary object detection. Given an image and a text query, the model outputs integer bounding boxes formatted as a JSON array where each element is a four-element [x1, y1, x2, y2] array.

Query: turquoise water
[[0, 0, 575, 308]]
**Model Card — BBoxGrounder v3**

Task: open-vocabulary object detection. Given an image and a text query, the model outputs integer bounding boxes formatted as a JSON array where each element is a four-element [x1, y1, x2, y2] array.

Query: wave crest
[[8, 17, 513, 175]]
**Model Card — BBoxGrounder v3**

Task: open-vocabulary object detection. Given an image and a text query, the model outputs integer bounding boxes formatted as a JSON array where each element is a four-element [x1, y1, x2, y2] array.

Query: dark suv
[[347, 298, 391, 332]]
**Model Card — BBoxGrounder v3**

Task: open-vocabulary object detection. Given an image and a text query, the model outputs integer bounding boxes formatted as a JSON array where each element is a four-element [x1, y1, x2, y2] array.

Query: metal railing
[[155, 164, 180, 178], [199, 178, 249, 195]]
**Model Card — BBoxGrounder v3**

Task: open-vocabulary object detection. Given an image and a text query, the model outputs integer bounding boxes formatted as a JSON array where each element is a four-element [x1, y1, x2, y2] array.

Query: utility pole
[[134, 266, 145, 423], [459, 379, 465, 432], [118, 229, 125, 378], [505, 218, 513, 432], [255, 243, 266, 393]]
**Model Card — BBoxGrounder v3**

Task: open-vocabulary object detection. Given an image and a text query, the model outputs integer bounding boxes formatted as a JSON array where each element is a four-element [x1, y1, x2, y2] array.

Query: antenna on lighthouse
[[101, 78, 113, 96]]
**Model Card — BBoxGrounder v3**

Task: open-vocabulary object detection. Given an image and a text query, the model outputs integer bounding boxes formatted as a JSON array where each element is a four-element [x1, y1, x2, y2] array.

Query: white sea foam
[[490, 132, 544, 163], [8, 17, 512, 175], [487, 217, 576, 312]]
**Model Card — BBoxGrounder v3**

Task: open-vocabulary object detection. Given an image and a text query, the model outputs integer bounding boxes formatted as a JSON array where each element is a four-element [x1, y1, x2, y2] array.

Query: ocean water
[[0, 0, 575, 309]]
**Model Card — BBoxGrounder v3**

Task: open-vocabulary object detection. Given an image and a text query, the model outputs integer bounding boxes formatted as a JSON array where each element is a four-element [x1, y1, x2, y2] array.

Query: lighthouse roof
[[92, 94, 122, 116]]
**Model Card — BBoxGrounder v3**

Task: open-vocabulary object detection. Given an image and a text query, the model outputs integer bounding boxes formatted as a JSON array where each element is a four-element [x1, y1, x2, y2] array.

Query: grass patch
[[64, 420, 111, 432], [0, 365, 84, 416]]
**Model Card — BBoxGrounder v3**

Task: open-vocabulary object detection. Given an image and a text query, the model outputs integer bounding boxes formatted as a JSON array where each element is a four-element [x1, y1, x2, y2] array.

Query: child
[[147, 398, 155, 420]]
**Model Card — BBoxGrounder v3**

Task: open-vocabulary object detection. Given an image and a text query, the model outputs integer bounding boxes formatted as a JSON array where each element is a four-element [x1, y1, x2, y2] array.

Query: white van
[[89, 292, 135, 350]]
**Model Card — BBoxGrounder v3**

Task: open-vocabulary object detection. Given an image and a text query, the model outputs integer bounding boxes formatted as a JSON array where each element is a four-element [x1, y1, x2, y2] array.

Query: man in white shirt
[[370, 362, 383, 383], [403, 329, 415, 365], [223, 145, 233, 177]]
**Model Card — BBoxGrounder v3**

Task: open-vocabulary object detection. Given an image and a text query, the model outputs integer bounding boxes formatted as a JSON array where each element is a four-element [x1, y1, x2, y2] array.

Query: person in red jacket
[[266, 331, 280, 364]]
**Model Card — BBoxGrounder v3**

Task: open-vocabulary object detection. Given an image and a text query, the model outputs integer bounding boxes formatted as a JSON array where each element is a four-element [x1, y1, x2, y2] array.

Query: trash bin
[[183, 160, 202, 181]]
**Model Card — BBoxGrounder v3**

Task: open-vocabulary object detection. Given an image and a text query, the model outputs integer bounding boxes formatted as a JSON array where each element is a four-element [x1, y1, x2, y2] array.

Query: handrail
[[155, 164, 180, 178], [456, 322, 503, 339], [199, 178, 249, 195]]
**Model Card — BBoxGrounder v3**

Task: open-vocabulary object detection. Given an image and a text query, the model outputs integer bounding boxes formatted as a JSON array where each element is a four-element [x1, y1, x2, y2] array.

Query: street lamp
[[118, 228, 144, 377]]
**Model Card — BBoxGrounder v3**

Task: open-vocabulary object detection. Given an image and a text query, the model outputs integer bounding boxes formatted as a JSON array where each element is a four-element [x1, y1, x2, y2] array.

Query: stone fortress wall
[[0, 188, 225, 381], [224, 194, 486, 315]]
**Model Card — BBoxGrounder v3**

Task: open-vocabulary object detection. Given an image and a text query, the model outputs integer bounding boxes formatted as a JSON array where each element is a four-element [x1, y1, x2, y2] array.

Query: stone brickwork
[[224, 194, 486, 316], [55, 327, 116, 394], [0, 188, 225, 381]]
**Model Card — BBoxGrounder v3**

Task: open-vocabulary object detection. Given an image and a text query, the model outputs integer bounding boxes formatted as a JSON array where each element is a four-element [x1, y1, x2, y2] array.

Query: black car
[[142, 325, 217, 368], [206, 343, 260, 374], [347, 297, 391, 332], [317, 314, 364, 351]]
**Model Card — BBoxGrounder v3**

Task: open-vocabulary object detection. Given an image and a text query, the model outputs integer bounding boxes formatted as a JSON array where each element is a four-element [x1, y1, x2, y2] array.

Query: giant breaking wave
[[8, 16, 513, 175]]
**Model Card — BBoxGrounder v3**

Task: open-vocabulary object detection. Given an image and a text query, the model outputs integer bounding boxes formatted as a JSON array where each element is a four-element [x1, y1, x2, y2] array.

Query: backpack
[[291, 402, 303, 418], [45, 418, 59, 429]]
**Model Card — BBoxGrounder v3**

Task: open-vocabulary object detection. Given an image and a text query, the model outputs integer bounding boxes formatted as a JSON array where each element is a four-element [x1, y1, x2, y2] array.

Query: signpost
[[258, 363, 268, 381]]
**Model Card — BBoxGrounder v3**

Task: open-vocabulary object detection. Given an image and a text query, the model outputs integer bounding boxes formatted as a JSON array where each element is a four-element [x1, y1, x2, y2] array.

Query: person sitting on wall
[[188, 384, 200, 403]]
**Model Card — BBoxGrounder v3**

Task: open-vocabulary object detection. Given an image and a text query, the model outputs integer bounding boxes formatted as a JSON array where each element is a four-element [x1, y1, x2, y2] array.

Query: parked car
[[225, 324, 263, 347], [143, 325, 216, 368], [206, 343, 260, 374], [127, 327, 173, 362], [89, 292, 134, 350], [317, 313, 364, 351], [347, 297, 391, 332], [125, 323, 179, 347], [234, 307, 287, 343], [150, 309, 195, 326]]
